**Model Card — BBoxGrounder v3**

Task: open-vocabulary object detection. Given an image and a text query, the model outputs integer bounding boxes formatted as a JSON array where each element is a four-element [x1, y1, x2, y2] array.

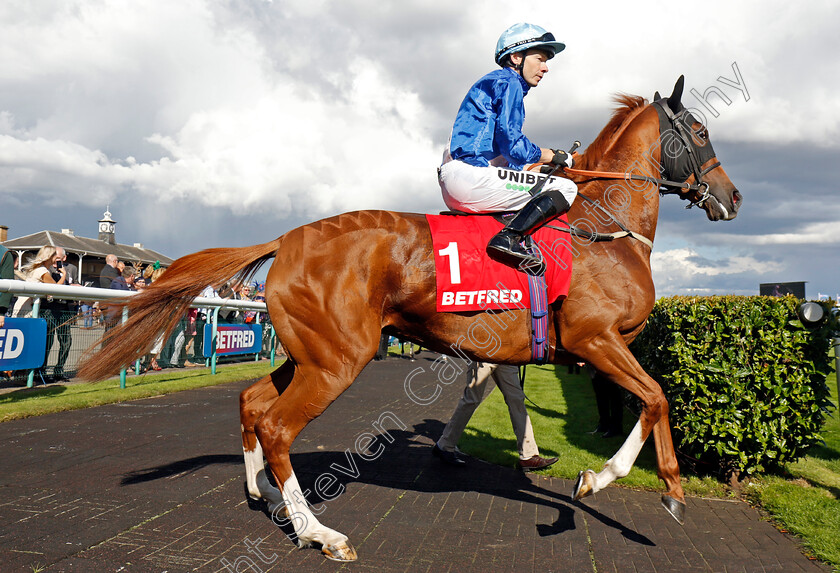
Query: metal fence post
[[119, 307, 129, 389], [270, 324, 276, 367], [210, 307, 220, 375], [0, 280, 271, 386], [26, 298, 42, 388], [255, 312, 261, 363]]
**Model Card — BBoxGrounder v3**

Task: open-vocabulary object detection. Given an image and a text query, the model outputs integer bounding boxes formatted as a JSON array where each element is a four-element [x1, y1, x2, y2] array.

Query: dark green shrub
[[630, 295, 836, 476]]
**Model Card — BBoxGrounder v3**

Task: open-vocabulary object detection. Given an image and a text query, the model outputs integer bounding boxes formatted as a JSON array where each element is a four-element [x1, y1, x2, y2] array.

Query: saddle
[[427, 212, 573, 364]]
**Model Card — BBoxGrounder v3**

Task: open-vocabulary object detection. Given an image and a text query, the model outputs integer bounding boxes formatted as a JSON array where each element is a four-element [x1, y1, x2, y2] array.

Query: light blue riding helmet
[[494, 23, 566, 66]]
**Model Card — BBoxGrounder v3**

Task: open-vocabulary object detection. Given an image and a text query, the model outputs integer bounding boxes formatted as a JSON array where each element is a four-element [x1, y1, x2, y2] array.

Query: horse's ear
[[667, 75, 685, 110], [653, 90, 661, 101]]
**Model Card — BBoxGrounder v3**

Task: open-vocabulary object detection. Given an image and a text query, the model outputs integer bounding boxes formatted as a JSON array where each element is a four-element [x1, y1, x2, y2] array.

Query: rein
[[562, 100, 721, 210]]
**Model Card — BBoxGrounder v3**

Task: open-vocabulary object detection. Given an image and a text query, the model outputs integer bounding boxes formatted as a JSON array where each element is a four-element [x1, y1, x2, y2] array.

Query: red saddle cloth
[[426, 213, 573, 312]]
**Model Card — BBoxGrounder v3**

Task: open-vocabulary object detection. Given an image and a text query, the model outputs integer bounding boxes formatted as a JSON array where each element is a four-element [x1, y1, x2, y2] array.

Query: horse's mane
[[577, 94, 648, 170]]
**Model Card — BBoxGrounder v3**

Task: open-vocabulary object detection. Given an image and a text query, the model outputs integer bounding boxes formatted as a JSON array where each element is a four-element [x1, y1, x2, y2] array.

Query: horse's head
[[654, 76, 742, 221]]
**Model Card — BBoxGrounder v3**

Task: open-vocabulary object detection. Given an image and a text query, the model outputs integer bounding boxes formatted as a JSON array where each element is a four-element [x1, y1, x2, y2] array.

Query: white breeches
[[439, 160, 578, 213]]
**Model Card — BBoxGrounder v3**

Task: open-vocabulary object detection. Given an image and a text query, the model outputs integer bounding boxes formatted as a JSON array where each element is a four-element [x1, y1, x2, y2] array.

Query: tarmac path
[[0, 356, 827, 572]]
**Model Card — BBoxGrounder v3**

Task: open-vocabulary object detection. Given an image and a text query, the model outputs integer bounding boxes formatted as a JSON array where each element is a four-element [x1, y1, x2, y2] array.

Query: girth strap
[[524, 238, 550, 365]]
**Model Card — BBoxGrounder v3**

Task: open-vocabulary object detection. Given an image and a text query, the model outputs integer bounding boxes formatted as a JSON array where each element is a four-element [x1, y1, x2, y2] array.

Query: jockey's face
[[510, 49, 551, 88]]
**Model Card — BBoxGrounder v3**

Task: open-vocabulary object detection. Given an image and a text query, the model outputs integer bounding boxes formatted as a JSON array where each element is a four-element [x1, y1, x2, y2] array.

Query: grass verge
[[744, 368, 839, 566], [0, 361, 279, 423], [462, 364, 839, 567]]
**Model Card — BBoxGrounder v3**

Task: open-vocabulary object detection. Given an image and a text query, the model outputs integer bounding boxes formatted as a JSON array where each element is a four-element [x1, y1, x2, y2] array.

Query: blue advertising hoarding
[[203, 323, 263, 357], [0, 318, 48, 370]]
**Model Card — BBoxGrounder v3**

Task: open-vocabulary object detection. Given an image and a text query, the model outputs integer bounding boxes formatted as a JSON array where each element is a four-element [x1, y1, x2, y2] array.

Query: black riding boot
[[486, 190, 571, 271]]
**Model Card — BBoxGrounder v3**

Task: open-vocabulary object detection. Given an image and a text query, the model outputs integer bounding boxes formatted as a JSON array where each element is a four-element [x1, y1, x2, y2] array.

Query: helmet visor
[[505, 32, 557, 53]]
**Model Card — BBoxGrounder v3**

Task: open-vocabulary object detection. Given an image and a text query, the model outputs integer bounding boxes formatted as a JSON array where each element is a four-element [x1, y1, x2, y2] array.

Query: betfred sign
[[203, 323, 263, 357], [0, 318, 47, 370]]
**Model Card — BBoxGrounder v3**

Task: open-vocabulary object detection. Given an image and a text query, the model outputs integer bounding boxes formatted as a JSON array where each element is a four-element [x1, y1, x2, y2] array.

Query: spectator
[[12, 252, 26, 281], [99, 254, 120, 288], [193, 283, 220, 361], [142, 262, 164, 286], [0, 245, 14, 327], [21, 246, 67, 283], [12, 247, 68, 380], [110, 266, 136, 291], [91, 301, 103, 326], [586, 365, 624, 438], [245, 282, 269, 323], [98, 254, 121, 326], [245, 283, 264, 325], [42, 247, 75, 381], [182, 308, 200, 367], [141, 264, 166, 371], [79, 300, 95, 327], [218, 281, 242, 323], [78, 254, 94, 327], [103, 265, 136, 328], [433, 362, 559, 471], [165, 310, 194, 368], [58, 249, 80, 287], [400, 339, 416, 361], [152, 268, 194, 369]]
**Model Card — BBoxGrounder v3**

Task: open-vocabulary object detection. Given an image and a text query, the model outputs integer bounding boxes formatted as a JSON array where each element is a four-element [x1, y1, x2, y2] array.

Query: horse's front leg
[[567, 332, 686, 524]]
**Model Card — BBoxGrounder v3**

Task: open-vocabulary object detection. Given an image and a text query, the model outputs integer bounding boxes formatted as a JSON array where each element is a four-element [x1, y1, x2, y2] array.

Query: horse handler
[[433, 362, 559, 471]]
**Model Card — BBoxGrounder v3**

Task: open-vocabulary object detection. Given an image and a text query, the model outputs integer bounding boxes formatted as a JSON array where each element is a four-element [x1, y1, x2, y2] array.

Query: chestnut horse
[[80, 76, 741, 562]]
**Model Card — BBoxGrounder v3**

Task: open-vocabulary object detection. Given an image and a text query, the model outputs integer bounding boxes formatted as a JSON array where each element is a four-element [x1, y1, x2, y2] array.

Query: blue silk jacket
[[448, 68, 542, 170]]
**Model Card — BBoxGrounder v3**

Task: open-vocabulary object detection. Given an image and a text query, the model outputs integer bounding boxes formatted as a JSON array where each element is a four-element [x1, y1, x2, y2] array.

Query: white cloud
[[651, 247, 783, 296], [1, 0, 838, 220], [708, 222, 840, 246], [0, 0, 838, 296], [0, 2, 442, 217]]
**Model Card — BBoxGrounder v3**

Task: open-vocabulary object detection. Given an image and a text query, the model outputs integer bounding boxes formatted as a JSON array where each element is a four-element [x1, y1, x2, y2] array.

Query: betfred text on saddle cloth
[[426, 213, 572, 312]]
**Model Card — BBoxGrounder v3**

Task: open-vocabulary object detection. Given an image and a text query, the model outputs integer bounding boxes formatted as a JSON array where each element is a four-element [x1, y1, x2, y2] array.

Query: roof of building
[[1, 230, 173, 266]]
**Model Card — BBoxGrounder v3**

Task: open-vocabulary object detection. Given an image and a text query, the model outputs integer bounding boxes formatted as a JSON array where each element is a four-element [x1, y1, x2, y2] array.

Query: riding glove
[[551, 149, 575, 168]]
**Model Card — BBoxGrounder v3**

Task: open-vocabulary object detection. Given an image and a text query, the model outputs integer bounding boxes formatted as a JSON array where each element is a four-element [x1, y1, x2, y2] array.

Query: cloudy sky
[[1, 0, 838, 299]]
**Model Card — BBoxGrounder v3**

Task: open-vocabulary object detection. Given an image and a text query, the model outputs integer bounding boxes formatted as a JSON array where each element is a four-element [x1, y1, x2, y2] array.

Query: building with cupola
[[0, 209, 173, 285]]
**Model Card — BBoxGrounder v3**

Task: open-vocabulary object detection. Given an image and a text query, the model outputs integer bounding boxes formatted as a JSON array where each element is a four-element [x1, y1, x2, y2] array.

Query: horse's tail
[[77, 237, 284, 381]]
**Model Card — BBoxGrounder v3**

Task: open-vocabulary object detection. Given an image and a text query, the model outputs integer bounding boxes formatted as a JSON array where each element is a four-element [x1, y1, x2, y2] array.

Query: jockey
[[438, 22, 578, 270]]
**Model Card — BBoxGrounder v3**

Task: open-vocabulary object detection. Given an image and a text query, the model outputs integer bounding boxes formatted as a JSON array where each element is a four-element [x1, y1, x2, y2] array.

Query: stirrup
[[487, 236, 544, 275]]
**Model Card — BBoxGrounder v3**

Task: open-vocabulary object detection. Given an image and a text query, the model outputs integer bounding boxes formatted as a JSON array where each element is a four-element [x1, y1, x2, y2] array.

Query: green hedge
[[630, 295, 836, 476]]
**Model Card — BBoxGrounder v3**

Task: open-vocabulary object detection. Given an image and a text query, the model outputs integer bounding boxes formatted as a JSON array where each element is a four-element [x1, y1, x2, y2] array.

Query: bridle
[[653, 100, 720, 208], [563, 100, 721, 210]]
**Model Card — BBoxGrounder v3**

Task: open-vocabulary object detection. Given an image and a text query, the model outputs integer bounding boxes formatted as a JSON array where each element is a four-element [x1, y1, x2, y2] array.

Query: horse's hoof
[[243, 483, 267, 511], [661, 494, 686, 525], [322, 540, 358, 562], [572, 469, 596, 501]]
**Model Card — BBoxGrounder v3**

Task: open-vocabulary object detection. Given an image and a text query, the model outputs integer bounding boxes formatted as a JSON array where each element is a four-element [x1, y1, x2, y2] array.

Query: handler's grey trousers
[[437, 362, 539, 460]]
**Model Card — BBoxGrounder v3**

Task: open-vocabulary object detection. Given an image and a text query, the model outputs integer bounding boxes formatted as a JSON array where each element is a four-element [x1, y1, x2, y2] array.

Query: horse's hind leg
[[255, 361, 366, 562], [240, 360, 294, 506], [568, 332, 686, 523]]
